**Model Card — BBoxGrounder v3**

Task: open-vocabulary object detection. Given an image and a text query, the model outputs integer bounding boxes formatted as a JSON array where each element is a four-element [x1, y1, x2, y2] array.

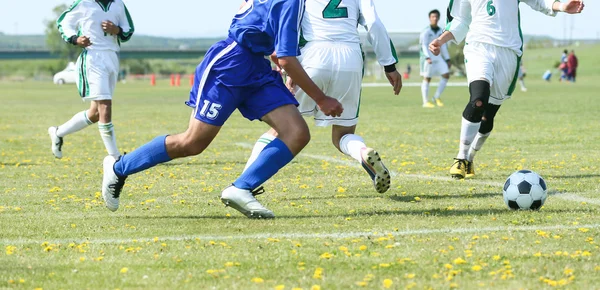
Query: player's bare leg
[[334, 125, 391, 193], [48, 101, 98, 159]]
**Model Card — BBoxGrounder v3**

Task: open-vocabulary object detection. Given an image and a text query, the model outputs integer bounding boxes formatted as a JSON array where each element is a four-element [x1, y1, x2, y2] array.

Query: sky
[[0, 0, 597, 40]]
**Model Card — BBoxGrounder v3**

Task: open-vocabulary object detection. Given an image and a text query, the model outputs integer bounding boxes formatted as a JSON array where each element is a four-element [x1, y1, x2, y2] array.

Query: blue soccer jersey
[[228, 0, 304, 57]]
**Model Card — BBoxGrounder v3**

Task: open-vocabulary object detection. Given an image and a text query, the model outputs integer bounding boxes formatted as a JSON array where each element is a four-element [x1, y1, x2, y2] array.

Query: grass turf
[[1, 47, 599, 290]]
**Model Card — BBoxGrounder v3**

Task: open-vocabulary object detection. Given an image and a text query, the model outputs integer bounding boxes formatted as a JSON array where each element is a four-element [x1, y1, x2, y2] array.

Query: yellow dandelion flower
[[449, 283, 458, 288], [355, 281, 368, 287], [405, 273, 415, 279], [79, 257, 85, 262], [453, 257, 467, 265], [359, 245, 367, 251], [564, 268, 574, 276], [120, 267, 128, 274], [493, 255, 501, 261], [444, 264, 453, 269], [383, 279, 393, 288], [320, 252, 334, 259], [251, 277, 264, 283], [472, 265, 482, 272], [313, 267, 323, 279], [274, 285, 285, 290], [311, 285, 321, 290], [337, 187, 346, 193], [578, 228, 590, 233]]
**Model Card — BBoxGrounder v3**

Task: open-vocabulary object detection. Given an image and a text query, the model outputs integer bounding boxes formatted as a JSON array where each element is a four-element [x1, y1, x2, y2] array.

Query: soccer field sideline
[[363, 82, 468, 87], [234, 143, 600, 206]]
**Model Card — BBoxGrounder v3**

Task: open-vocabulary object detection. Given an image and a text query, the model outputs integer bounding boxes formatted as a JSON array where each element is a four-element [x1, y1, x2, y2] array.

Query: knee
[[463, 80, 490, 122], [174, 134, 208, 157], [283, 123, 310, 148], [87, 110, 100, 123], [479, 116, 494, 134]]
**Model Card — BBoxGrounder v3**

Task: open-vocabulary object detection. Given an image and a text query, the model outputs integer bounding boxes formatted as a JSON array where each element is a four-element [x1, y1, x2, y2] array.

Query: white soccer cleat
[[221, 186, 275, 219], [47, 126, 63, 159], [102, 155, 127, 212], [360, 148, 391, 193]]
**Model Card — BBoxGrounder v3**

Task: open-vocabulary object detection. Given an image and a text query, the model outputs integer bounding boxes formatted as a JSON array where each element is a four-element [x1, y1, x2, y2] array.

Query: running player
[[420, 9, 451, 108], [100, 0, 344, 218], [48, 0, 134, 159], [243, 0, 402, 194], [429, 0, 584, 179]]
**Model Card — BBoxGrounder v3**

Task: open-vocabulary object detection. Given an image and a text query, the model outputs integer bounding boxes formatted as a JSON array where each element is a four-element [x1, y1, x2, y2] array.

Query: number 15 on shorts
[[198, 100, 222, 120]]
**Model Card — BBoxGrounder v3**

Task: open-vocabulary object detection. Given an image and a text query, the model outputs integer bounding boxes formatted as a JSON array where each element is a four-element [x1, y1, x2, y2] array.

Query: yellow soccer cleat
[[423, 102, 435, 108], [435, 99, 445, 107], [465, 160, 475, 178], [450, 159, 467, 179]]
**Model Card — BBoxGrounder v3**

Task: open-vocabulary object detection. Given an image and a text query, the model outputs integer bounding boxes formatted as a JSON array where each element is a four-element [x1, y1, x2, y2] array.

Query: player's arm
[[358, 0, 402, 95], [116, 3, 135, 42], [441, 42, 451, 63], [271, 0, 343, 116], [56, 1, 90, 48], [429, 0, 471, 56], [522, 0, 584, 16], [419, 30, 432, 64]]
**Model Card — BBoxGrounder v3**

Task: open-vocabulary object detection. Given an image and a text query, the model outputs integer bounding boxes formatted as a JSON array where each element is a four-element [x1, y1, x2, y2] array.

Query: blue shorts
[[185, 38, 298, 126]]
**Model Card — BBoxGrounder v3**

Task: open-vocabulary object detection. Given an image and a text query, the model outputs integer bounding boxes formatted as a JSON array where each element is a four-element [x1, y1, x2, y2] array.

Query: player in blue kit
[[100, 0, 343, 218]]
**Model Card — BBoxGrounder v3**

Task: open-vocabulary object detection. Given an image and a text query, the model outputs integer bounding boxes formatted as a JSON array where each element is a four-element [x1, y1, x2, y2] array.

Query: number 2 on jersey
[[487, 0, 496, 16], [323, 0, 348, 19]]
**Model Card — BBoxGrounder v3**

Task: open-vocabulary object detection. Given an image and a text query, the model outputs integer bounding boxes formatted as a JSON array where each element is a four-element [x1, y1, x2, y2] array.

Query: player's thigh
[[464, 43, 494, 85], [313, 70, 362, 127], [295, 67, 330, 117], [435, 61, 450, 76], [490, 49, 518, 105], [85, 51, 113, 101], [238, 73, 299, 123]]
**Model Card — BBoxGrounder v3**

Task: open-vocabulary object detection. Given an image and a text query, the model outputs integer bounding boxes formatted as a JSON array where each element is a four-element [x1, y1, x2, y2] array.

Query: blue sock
[[233, 138, 294, 190], [113, 135, 172, 176]]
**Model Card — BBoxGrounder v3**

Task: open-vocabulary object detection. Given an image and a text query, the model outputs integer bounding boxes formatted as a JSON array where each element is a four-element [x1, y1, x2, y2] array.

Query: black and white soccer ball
[[502, 170, 548, 210]]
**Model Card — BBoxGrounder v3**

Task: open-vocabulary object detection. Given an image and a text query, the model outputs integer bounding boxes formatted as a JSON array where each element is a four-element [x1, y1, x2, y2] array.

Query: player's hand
[[426, 58, 433, 64], [102, 21, 120, 35], [317, 96, 344, 117], [429, 39, 442, 56], [76, 36, 92, 48], [285, 76, 296, 95], [562, 0, 584, 14], [385, 70, 403, 95]]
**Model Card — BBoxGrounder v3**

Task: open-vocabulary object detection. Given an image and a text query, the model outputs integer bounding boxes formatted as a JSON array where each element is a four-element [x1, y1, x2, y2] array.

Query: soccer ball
[[502, 170, 548, 210]]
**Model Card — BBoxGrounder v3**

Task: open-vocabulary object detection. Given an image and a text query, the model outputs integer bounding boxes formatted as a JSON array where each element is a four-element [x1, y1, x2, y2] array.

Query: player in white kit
[[48, 0, 134, 160], [420, 9, 451, 108], [244, 0, 402, 193], [429, 0, 584, 179]]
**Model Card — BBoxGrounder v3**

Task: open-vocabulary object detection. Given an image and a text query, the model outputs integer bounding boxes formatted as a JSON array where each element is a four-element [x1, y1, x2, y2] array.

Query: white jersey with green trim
[[420, 26, 450, 62], [301, 0, 397, 66], [57, 0, 134, 52], [446, 0, 556, 56]]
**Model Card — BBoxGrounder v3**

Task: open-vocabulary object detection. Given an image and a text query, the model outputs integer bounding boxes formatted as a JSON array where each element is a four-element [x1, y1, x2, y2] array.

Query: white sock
[[340, 134, 367, 162], [243, 133, 276, 172], [519, 79, 527, 89], [98, 122, 120, 158], [56, 110, 93, 137], [434, 78, 449, 100], [457, 117, 480, 160], [421, 80, 430, 104], [467, 132, 490, 162]]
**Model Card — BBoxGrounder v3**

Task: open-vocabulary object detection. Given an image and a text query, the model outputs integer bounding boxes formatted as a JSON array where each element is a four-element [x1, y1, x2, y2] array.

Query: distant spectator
[[567, 50, 578, 82], [559, 49, 568, 81]]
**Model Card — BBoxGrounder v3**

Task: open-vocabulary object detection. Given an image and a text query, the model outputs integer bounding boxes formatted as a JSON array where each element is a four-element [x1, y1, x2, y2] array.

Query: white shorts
[[296, 42, 363, 127], [464, 42, 520, 105], [76, 50, 119, 101], [420, 59, 449, 78]]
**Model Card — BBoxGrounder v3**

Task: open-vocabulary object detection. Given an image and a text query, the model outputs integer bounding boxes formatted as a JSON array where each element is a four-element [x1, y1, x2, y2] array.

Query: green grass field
[[1, 46, 599, 289]]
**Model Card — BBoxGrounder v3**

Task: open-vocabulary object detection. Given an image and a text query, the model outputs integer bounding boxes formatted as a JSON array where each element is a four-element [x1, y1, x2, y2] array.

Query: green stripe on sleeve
[[389, 40, 398, 63], [119, 4, 135, 42], [57, 0, 83, 42]]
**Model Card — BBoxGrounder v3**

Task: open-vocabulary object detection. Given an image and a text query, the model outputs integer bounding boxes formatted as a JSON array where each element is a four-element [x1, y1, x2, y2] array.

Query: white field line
[[363, 82, 468, 88], [236, 143, 600, 205], [2, 223, 600, 246]]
